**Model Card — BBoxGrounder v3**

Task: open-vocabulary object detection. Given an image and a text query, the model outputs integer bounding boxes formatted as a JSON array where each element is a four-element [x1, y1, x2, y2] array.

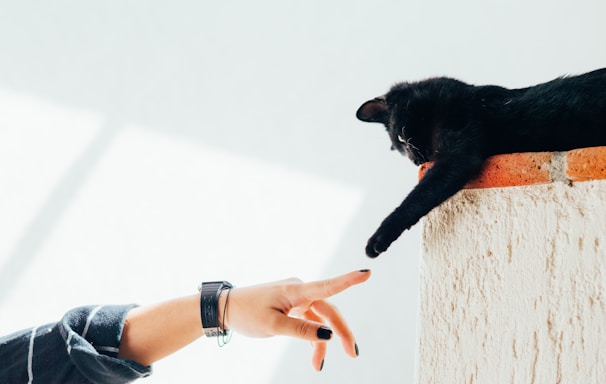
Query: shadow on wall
[[0, 0, 418, 297], [0, 2, 422, 383], [0, 125, 120, 305]]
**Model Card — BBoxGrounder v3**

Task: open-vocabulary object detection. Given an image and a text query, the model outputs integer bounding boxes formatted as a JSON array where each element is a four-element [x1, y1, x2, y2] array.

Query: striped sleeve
[[0, 304, 152, 384]]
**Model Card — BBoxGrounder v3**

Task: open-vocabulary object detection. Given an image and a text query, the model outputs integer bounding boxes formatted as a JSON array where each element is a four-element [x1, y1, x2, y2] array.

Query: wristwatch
[[198, 281, 233, 338]]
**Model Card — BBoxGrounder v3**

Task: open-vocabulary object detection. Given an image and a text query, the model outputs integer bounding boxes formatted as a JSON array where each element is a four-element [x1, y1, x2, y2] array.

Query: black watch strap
[[199, 281, 233, 338]]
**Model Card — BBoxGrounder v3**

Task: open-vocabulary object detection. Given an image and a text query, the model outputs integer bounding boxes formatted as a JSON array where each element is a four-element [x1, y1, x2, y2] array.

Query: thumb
[[272, 315, 333, 342]]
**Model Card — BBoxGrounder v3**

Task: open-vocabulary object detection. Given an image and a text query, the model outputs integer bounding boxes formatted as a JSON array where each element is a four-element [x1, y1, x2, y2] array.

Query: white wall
[[418, 180, 606, 383], [0, 1, 605, 383]]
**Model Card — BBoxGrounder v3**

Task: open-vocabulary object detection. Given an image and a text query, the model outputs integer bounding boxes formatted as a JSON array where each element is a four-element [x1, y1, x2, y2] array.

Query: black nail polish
[[320, 359, 325, 371], [359, 269, 370, 273], [355, 343, 359, 356], [317, 327, 333, 340]]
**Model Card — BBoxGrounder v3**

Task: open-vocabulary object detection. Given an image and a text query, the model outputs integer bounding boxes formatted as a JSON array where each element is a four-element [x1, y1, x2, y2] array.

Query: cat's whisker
[[406, 137, 420, 152]]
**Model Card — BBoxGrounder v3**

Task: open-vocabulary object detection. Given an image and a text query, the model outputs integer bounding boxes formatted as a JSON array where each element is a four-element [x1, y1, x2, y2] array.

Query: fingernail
[[355, 343, 360, 356], [320, 359, 325, 371], [359, 269, 370, 273], [317, 326, 333, 340]]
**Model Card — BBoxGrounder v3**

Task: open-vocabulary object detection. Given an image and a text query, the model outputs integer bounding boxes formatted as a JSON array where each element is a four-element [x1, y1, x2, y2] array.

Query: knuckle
[[282, 280, 303, 296], [296, 321, 313, 337]]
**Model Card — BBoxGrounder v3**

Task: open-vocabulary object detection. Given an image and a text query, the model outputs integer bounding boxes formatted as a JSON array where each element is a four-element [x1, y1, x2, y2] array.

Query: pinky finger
[[311, 341, 327, 371]]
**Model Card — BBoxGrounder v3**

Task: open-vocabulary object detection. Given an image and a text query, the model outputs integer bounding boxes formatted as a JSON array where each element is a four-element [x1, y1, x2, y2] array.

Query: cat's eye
[[398, 135, 407, 143]]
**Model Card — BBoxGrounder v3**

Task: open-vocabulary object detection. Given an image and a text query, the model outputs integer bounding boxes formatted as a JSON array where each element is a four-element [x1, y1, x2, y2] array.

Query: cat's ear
[[356, 96, 389, 124]]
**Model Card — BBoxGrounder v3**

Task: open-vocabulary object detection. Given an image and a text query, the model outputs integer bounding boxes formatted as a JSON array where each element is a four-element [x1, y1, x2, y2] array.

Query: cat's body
[[357, 68, 606, 258]]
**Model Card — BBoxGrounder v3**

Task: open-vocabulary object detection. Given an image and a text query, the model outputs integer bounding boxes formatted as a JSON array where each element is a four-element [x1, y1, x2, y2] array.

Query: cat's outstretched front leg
[[366, 155, 484, 258]]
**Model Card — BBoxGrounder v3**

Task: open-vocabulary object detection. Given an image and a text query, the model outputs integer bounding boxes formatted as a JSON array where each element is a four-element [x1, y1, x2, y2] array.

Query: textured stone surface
[[417, 180, 606, 383]]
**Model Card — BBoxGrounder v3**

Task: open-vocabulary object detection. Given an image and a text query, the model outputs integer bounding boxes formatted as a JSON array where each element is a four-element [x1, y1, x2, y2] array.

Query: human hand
[[220, 269, 371, 371]]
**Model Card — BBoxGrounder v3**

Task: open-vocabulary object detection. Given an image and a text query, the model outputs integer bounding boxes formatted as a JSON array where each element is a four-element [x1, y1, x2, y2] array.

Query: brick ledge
[[418, 146, 606, 189]]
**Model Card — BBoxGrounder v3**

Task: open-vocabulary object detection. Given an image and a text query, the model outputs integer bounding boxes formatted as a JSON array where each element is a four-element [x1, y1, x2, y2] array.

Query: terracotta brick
[[566, 147, 606, 182], [466, 152, 553, 189], [418, 147, 606, 189]]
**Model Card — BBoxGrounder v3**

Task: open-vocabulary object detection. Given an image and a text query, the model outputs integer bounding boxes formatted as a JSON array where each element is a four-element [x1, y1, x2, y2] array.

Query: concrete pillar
[[416, 147, 606, 383]]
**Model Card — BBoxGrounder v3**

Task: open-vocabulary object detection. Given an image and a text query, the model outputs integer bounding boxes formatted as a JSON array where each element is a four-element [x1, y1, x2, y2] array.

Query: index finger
[[298, 269, 371, 301]]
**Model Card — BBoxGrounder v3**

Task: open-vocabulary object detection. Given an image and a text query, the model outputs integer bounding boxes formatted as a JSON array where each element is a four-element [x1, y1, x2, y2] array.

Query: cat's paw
[[365, 233, 390, 258], [366, 219, 408, 258]]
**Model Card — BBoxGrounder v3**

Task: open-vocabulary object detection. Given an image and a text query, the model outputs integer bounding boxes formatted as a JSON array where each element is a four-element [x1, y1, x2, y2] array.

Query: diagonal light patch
[[0, 88, 105, 308]]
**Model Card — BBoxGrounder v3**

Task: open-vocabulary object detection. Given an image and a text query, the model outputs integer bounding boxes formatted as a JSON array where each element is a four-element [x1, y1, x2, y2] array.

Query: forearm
[[117, 294, 204, 366]]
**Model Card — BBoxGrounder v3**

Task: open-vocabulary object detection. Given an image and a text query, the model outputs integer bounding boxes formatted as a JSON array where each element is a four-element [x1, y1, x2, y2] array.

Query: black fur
[[357, 68, 606, 258]]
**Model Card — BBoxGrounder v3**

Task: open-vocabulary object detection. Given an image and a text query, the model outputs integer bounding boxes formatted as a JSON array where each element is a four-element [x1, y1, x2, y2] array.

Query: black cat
[[357, 68, 606, 258]]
